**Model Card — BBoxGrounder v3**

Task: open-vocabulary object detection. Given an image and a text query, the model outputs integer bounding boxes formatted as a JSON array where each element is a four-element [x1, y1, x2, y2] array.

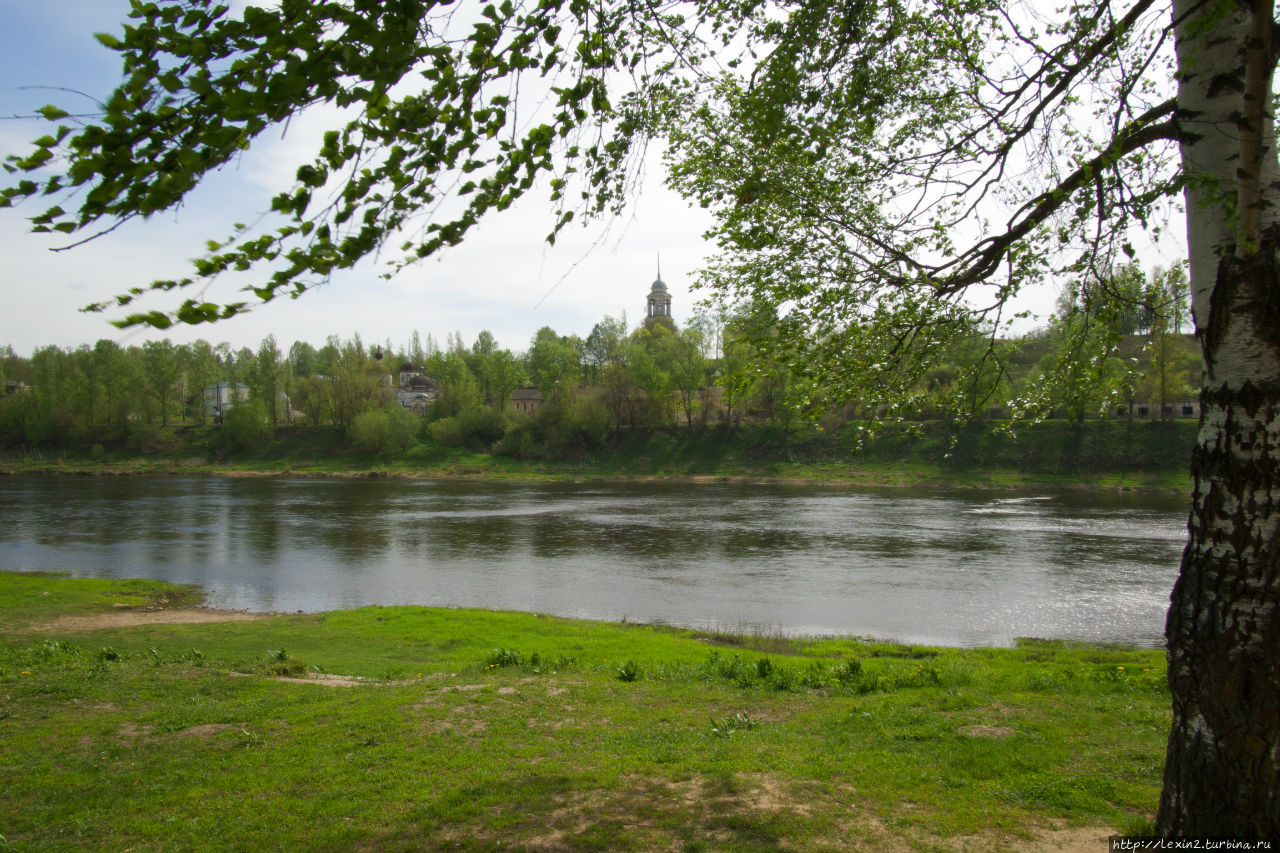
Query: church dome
[[651, 277, 667, 291]]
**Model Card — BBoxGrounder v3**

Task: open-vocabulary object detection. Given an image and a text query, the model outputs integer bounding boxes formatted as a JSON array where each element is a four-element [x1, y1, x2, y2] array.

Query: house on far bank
[[203, 382, 250, 422], [1116, 400, 1200, 421], [394, 365, 440, 414], [398, 362, 425, 386], [4, 380, 27, 396], [511, 388, 543, 414]]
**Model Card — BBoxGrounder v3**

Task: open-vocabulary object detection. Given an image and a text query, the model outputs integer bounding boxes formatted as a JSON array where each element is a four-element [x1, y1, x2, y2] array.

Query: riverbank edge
[[0, 418, 1197, 492], [0, 459, 1192, 493], [1, 570, 1171, 650]]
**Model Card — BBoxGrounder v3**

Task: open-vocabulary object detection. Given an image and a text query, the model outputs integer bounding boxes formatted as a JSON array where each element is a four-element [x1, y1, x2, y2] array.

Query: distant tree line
[[0, 264, 1199, 458]]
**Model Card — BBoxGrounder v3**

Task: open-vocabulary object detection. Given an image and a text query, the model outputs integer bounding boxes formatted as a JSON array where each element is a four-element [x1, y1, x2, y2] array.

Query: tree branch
[[935, 97, 1180, 293]]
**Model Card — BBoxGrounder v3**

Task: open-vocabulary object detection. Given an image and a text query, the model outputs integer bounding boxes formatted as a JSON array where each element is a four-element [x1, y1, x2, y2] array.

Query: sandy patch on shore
[[30, 608, 272, 633]]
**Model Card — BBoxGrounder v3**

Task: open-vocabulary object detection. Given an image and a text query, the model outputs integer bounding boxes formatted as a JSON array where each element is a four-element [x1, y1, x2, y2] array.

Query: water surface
[[0, 476, 1188, 647]]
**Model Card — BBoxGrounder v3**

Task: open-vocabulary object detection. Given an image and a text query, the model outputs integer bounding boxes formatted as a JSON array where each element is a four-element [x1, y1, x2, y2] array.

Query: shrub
[[384, 405, 418, 450], [836, 659, 864, 684], [493, 417, 542, 459], [430, 406, 509, 450], [542, 398, 611, 461], [351, 407, 416, 454], [349, 410, 390, 453], [455, 406, 508, 449], [426, 415, 465, 448], [129, 420, 180, 453], [616, 660, 642, 682], [708, 712, 757, 739], [484, 648, 524, 669], [481, 648, 575, 673], [216, 401, 271, 452]]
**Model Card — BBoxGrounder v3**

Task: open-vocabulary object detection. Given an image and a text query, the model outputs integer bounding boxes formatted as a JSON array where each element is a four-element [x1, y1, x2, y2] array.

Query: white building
[[203, 382, 250, 422]]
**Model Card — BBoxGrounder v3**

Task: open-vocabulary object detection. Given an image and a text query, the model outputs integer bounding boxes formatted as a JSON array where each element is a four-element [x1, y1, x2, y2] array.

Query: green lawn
[[0, 571, 1168, 851]]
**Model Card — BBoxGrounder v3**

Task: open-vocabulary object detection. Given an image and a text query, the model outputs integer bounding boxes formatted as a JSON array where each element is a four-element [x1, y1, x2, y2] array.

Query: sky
[[0, 1, 717, 357], [1, 3, 1188, 360]]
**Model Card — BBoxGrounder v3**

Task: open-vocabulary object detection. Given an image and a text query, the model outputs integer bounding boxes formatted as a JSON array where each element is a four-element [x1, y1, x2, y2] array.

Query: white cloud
[[0, 3, 716, 356]]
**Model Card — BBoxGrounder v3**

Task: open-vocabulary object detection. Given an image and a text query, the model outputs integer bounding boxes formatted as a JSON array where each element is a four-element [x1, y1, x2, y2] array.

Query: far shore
[[0, 458, 1192, 494]]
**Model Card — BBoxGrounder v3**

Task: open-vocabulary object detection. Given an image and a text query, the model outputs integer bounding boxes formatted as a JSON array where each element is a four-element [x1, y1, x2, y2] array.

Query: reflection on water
[[0, 476, 1188, 647]]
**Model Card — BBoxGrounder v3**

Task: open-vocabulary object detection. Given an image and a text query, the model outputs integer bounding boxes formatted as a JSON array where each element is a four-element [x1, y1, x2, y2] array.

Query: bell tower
[[645, 258, 673, 327]]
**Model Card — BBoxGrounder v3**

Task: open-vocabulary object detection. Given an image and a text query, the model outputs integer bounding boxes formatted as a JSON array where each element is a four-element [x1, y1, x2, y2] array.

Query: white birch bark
[[1160, 0, 1280, 835], [1175, 0, 1280, 333]]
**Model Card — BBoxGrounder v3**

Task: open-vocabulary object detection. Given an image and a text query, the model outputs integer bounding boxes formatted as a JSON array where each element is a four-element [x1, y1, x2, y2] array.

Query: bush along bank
[[0, 416, 1196, 490]]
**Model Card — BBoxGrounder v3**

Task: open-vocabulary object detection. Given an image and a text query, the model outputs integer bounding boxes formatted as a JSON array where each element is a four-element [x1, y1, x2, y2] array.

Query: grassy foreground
[[0, 572, 1170, 851]]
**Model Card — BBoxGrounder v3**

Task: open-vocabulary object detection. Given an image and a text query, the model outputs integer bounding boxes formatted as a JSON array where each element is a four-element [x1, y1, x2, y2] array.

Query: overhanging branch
[[934, 96, 1180, 294]]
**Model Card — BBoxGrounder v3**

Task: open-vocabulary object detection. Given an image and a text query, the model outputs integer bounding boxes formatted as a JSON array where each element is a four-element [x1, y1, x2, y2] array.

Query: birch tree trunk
[[1158, 0, 1280, 836]]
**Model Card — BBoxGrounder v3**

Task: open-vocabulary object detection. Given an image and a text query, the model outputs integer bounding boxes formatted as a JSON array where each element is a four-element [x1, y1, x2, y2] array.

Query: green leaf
[[35, 105, 70, 121]]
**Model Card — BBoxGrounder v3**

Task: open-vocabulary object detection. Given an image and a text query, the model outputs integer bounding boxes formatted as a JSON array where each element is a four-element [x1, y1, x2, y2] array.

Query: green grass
[[0, 572, 203, 632], [0, 571, 1170, 850]]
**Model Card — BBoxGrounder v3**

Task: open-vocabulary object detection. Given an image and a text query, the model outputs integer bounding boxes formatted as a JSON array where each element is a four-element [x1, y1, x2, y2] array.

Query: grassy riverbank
[[0, 571, 1170, 850], [1, 418, 1196, 492]]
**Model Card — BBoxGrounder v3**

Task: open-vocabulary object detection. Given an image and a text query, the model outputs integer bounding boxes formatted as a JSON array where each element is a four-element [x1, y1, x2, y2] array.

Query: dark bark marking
[[1203, 224, 1280, 362], [1159, 224, 1280, 838], [1208, 70, 1247, 98]]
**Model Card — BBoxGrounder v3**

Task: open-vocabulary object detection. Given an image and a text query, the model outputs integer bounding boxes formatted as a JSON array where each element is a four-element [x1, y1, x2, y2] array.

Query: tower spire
[[646, 254, 672, 323]]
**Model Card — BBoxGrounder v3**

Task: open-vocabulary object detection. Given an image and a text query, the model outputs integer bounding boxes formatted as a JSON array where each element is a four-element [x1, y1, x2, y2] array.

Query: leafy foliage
[[615, 659, 642, 682], [350, 407, 416, 454], [3, 0, 678, 327], [215, 399, 271, 451], [655, 0, 1180, 425]]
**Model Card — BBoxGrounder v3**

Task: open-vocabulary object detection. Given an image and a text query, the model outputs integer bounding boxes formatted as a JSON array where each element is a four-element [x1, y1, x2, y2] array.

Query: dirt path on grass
[[1026, 826, 1120, 851], [28, 607, 272, 633]]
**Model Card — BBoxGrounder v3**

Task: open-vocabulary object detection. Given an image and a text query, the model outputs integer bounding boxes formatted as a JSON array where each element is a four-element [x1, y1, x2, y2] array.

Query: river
[[0, 475, 1188, 647]]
